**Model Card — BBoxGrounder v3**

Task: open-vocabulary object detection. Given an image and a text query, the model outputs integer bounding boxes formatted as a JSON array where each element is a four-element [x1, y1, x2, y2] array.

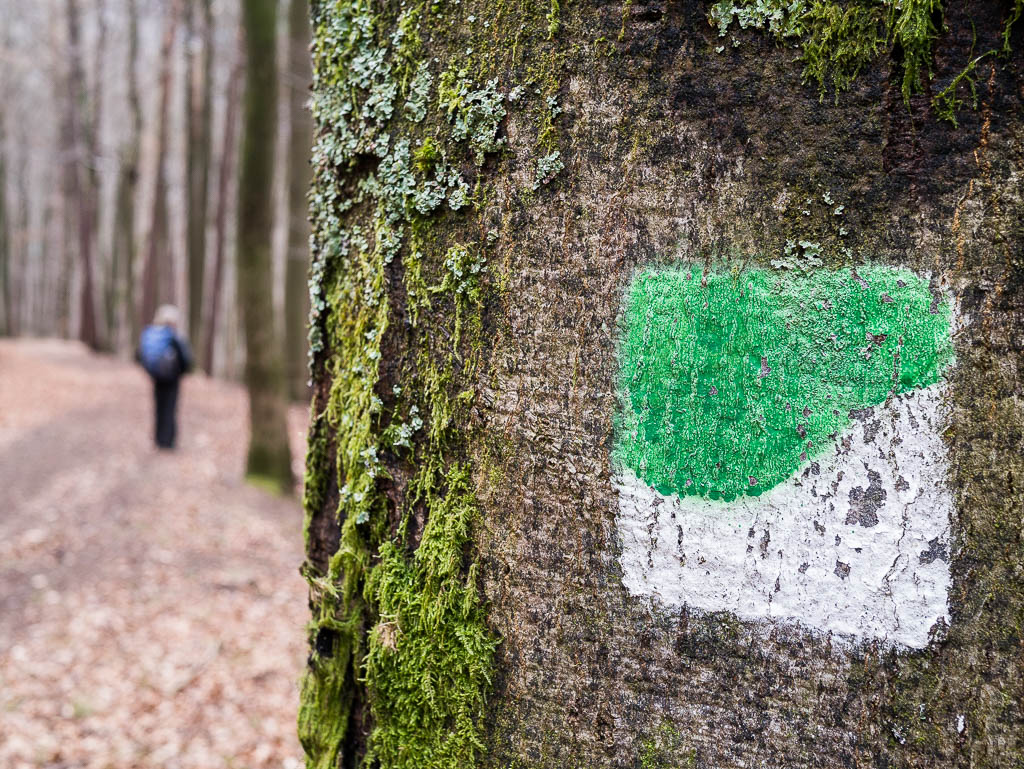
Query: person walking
[[137, 305, 194, 449]]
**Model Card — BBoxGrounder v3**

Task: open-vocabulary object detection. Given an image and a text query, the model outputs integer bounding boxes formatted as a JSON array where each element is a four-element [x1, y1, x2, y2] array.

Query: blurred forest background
[[0, 0, 312, 400], [0, 3, 314, 764]]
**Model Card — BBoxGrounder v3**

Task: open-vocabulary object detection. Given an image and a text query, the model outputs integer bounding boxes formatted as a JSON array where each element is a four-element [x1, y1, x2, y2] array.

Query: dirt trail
[[0, 340, 309, 768]]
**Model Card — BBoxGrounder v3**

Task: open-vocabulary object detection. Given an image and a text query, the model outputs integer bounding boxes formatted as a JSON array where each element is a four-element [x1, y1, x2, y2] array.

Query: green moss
[[886, 0, 942, 102], [246, 472, 292, 496], [413, 136, 441, 173], [299, 1, 564, 765], [637, 721, 695, 769], [709, 0, 1019, 115], [547, 0, 560, 39], [1003, 0, 1023, 52], [432, 244, 486, 349], [619, 0, 634, 41], [246, 442, 296, 495], [363, 464, 498, 769], [800, 0, 886, 99]]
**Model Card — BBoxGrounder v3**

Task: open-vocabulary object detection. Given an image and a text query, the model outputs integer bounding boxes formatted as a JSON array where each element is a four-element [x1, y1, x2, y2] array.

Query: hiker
[[137, 305, 194, 449]]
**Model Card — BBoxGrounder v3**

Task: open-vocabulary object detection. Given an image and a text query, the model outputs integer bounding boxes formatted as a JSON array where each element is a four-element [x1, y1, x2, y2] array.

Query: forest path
[[0, 339, 309, 768]]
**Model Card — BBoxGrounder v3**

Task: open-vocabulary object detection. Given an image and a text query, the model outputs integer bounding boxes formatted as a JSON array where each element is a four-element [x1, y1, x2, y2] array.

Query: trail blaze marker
[[613, 265, 955, 648]]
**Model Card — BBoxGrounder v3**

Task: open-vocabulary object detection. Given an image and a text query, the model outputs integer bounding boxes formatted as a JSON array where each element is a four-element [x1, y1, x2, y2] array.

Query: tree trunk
[[299, 2, 1024, 768], [204, 31, 244, 376], [185, 0, 214, 358], [283, 0, 313, 401], [237, 0, 293, 492], [89, 0, 108, 348], [12, 135, 30, 337], [140, 0, 182, 331], [0, 112, 9, 337], [63, 0, 99, 350], [109, 0, 143, 351]]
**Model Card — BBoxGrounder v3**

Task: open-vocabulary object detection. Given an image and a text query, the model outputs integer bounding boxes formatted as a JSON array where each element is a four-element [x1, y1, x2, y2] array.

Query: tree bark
[[109, 0, 143, 351], [185, 0, 214, 359], [299, 2, 1024, 768], [140, 0, 182, 331], [89, 0, 108, 348], [204, 30, 244, 377], [283, 0, 313, 401], [0, 111, 9, 337], [237, 0, 293, 492], [63, 0, 99, 350]]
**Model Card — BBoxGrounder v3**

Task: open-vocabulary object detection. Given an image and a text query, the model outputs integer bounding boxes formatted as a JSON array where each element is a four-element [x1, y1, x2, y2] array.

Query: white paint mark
[[614, 385, 953, 649], [957, 714, 966, 734]]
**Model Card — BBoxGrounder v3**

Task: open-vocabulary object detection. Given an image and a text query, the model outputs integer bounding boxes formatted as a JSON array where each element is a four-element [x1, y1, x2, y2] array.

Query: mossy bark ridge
[[301, 0, 1024, 767]]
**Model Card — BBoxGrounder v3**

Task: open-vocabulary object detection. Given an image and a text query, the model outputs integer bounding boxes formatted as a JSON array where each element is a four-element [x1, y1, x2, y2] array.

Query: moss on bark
[[301, 1, 1024, 767]]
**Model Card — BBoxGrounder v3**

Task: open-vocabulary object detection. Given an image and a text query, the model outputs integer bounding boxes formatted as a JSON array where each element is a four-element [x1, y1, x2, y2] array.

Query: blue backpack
[[139, 325, 181, 382]]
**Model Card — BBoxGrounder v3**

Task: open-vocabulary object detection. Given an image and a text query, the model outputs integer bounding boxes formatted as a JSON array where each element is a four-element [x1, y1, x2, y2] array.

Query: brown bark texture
[[301, 1, 1024, 768]]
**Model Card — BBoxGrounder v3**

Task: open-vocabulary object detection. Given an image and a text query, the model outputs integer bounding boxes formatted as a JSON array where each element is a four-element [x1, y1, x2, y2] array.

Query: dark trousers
[[154, 379, 180, 449]]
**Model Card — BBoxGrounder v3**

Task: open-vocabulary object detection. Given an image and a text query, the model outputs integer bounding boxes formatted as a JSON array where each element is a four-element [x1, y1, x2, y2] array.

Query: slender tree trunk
[[63, 0, 99, 349], [237, 0, 293, 492], [299, 3, 1024, 768], [12, 141, 29, 336], [90, 0, 109, 348], [140, 0, 182, 330], [204, 33, 244, 376], [185, 0, 214, 357], [109, 0, 143, 349], [0, 113, 9, 337], [58, 134, 74, 341], [283, 0, 312, 400], [43, 197, 59, 337]]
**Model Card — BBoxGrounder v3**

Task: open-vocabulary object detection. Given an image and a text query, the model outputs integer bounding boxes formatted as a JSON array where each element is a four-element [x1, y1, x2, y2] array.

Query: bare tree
[[140, 0, 182, 330], [185, 0, 214, 357], [108, 0, 143, 349], [63, 0, 100, 349], [203, 28, 243, 376], [236, 0, 292, 492], [89, 0, 108, 346], [0, 111, 9, 337], [283, 0, 312, 401]]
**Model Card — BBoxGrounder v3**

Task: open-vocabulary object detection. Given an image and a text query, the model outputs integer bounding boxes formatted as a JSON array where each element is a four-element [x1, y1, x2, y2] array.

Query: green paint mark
[[614, 266, 954, 501]]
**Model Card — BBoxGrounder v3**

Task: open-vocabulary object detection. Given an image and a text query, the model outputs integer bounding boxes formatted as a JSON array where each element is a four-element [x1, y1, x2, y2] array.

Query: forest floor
[[0, 339, 310, 769]]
